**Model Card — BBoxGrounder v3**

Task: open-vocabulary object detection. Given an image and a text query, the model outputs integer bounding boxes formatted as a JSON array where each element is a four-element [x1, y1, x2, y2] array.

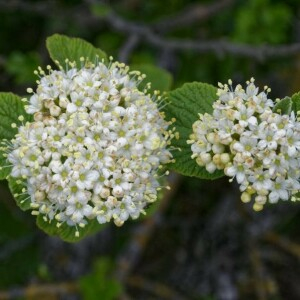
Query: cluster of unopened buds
[[6, 57, 176, 236], [189, 78, 300, 211]]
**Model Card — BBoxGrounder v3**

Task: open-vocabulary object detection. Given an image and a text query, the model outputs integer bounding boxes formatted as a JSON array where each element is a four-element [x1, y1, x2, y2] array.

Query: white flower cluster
[[188, 78, 300, 210], [7, 58, 175, 235]]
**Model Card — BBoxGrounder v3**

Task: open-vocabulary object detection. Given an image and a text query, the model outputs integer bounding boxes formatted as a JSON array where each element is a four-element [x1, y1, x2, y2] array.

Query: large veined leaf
[[0, 93, 29, 140], [273, 96, 292, 115], [46, 34, 107, 68], [0, 93, 32, 180], [36, 215, 107, 243], [164, 82, 224, 180], [291, 92, 300, 113], [130, 64, 173, 93], [0, 149, 10, 180], [8, 177, 31, 211]]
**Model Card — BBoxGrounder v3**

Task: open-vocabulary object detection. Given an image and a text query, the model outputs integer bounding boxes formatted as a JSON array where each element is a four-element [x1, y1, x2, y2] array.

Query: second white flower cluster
[[189, 78, 300, 210]]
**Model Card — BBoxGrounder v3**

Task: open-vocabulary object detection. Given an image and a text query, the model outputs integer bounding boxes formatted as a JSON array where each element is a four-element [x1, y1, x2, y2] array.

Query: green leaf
[[79, 258, 123, 300], [292, 191, 300, 201], [0, 150, 10, 180], [46, 34, 107, 68], [164, 82, 224, 180], [130, 64, 173, 93], [291, 92, 300, 113], [90, 3, 112, 17], [0, 93, 30, 140], [0, 93, 32, 180], [8, 177, 31, 211], [36, 215, 106, 243], [273, 96, 292, 115], [232, 0, 292, 45], [5, 51, 41, 85]]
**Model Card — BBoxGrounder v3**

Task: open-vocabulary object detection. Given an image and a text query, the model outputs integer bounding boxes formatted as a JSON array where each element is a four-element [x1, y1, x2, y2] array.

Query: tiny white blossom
[[7, 59, 175, 235], [189, 78, 300, 209]]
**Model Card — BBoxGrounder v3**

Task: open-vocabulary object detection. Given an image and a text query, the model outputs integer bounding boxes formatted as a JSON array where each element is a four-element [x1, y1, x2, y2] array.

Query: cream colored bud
[[40, 204, 48, 213], [34, 112, 44, 121], [55, 214, 61, 221], [34, 190, 45, 202], [255, 195, 267, 205], [59, 97, 69, 108], [253, 203, 263, 212], [44, 99, 54, 109], [196, 156, 205, 166], [206, 132, 215, 144], [43, 116, 56, 126], [241, 192, 251, 203], [212, 143, 225, 154], [246, 187, 255, 195], [258, 189, 268, 196], [114, 219, 124, 227], [200, 153, 211, 164], [49, 105, 61, 117], [220, 153, 230, 164], [206, 162, 217, 173], [225, 109, 236, 120], [100, 187, 110, 199], [212, 154, 221, 165]]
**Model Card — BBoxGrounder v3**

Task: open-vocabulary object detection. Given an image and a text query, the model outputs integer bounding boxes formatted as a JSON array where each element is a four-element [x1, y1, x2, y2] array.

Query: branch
[[0, 282, 78, 300], [264, 231, 300, 259], [249, 244, 268, 300], [152, 0, 234, 33], [0, 274, 188, 300], [118, 34, 140, 63], [0, 0, 100, 28], [127, 275, 188, 300], [0, 0, 54, 14], [3, 1, 300, 61], [106, 11, 300, 61]]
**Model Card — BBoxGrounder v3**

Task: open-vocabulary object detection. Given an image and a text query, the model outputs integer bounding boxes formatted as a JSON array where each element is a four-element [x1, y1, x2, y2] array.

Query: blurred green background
[[1, 0, 300, 299]]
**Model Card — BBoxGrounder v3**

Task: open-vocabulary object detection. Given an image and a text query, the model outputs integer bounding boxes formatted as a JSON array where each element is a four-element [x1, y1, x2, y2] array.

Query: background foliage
[[0, 0, 300, 299]]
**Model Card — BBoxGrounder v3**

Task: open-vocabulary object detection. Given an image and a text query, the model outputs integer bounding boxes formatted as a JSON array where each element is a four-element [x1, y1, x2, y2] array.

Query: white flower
[[7, 58, 174, 236], [269, 177, 290, 203], [232, 135, 257, 155], [190, 78, 300, 209], [26, 94, 43, 114], [225, 163, 248, 184], [73, 169, 99, 190], [65, 198, 93, 224], [285, 128, 300, 157]]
